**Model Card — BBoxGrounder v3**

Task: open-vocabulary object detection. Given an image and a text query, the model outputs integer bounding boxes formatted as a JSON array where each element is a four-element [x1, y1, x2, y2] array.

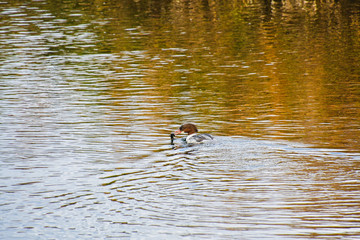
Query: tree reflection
[[3, 0, 359, 150], [100, 0, 360, 150]]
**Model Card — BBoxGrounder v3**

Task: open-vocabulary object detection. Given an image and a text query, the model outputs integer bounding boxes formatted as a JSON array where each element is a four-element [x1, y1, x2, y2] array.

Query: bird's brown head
[[174, 123, 198, 135]]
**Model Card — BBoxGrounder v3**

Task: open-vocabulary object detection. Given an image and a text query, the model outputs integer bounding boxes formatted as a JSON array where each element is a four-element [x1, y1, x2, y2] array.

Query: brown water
[[1, 0, 360, 239]]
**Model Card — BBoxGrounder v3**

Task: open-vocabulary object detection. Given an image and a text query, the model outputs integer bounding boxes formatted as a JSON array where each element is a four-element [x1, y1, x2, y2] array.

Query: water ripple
[[1, 0, 360, 239]]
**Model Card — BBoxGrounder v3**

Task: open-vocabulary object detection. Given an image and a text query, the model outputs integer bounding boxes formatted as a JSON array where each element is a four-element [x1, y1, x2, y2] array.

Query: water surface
[[1, 0, 360, 239]]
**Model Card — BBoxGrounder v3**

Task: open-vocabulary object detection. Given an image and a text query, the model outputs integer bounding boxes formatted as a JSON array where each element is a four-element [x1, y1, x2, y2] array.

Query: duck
[[170, 123, 213, 145]]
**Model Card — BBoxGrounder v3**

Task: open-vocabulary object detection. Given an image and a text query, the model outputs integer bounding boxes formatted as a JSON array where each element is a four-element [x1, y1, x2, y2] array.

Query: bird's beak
[[174, 129, 182, 135]]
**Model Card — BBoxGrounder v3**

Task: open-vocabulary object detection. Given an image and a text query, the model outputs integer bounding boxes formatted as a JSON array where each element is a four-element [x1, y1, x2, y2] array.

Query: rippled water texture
[[1, 0, 360, 239]]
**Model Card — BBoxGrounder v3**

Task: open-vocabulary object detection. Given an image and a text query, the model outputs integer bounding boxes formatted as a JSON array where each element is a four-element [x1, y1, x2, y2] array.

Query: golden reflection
[[17, 0, 358, 150], [98, 0, 360, 150]]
